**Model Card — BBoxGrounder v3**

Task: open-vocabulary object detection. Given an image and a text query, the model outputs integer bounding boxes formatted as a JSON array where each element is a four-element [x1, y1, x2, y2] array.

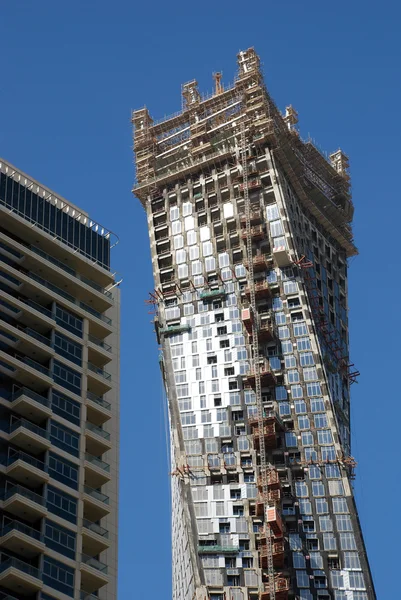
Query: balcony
[[0, 520, 45, 558], [8, 418, 50, 454], [0, 592, 21, 600], [0, 227, 114, 300], [82, 519, 110, 555], [28, 244, 113, 307], [0, 556, 43, 594], [83, 486, 110, 522], [4, 451, 49, 486], [1, 485, 47, 522], [9, 387, 52, 423], [16, 296, 55, 333], [15, 326, 52, 360], [86, 392, 111, 426], [0, 348, 52, 391], [80, 554, 108, 593], [1, 260, 113, 337], [84, 454, 111, 488], [87, 334, 112, 366], [0, 318, 52, 362], [85, 422, 111, 455], [87, 362, 112, 395], [81, 592, 103, 600]]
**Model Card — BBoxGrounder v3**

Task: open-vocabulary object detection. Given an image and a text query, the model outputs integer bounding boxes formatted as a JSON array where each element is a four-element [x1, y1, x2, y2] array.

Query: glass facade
[[0, 171, 111, 268]]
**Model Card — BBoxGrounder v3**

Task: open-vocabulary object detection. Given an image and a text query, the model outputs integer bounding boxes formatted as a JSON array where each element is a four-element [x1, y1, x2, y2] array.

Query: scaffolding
[[134, 48, 364, 600]]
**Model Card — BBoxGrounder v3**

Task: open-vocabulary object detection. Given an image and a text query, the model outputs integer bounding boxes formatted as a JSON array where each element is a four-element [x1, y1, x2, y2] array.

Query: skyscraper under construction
[[132, 49, 375, 600]]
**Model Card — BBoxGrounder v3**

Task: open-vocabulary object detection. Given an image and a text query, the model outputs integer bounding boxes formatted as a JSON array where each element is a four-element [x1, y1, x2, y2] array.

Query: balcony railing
[[83, 486, 109, 505], [87, 392, 111, 411], [5, 450, 47, 472], [86, 422, 111, 440], [0, 520, 43, 542], [80, 592, 101, 600], [20, 355, 50, 377], [19, 297, 53, 319], [79, 302, 111, 325], [88, 334, 112, 353], [16, 325, 51, 347], [0, 555, 41, 579], [0, 591, 21, 600], [81, 554, 108, 573], [11, 387, 50, 408], [9, 418, 49, 439], [29, 272, 75, 303], [87, 362, 112, 381], [85, 454, 110, 473], [83, 519, 109, 538], [29, 245, 113, 299], [24, 270, 112, 326], [1, 484, 45, 506]]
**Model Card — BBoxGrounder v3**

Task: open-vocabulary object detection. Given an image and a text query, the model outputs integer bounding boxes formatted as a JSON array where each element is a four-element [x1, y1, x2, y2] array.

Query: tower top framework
[[132, 48, 356, 257]]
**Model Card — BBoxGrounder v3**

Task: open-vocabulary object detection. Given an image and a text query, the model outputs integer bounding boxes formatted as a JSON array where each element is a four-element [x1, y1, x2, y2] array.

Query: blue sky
[[1, 1, 399, 597]]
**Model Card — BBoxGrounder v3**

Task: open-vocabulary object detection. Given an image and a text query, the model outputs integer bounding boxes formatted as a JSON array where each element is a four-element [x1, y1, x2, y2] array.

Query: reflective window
[[286, 432, 298, 448], [295, 481, 308, 497], [319, 516, 333, 531], [336, 515, 353, 532], [298, 415, 310, 430], [299, 352, 315, 366], [301, 432, 314, 445], [291, 385, 303, 398], [292, 552, 306, 569], [323, 532, 337, 550], [343, 552, 361, 570], [340, 532, 357, 550], [294, 399, 307, 414], [306, 382, 322, 397], [311, 482, 325, 497], [315, 498, 328, 514], [283, 280, 297, 295], [297, 337, 311, 351], [287, 369, 300, 383], [314, 413, 328, 428], [293, 321, 308, 336]]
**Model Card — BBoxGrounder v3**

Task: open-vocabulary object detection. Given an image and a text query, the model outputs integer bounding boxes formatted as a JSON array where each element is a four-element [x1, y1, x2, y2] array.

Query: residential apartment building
[[0, 159, 120, 600], [132, 49, 375, 600]]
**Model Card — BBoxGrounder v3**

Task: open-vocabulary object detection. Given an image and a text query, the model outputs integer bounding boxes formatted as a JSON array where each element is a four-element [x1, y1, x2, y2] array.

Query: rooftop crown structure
[[132, 48, 375, 600]]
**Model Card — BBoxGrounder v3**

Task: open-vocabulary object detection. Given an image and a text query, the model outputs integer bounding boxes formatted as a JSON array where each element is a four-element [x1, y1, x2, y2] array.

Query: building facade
[[0, 159, 120, 600], [133, 49, 375, 600]]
